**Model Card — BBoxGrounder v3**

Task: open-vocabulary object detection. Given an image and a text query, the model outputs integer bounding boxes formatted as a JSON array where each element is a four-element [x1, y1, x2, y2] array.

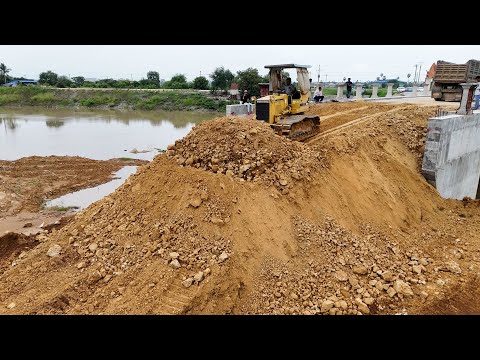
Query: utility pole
[[418, 64, 422, 84], [317, 65, 321, 85]]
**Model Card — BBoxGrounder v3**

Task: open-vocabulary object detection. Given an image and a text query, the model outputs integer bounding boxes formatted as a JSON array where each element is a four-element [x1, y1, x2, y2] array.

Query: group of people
[[313, 77, 352, 103], [239, 75, 480, 108]]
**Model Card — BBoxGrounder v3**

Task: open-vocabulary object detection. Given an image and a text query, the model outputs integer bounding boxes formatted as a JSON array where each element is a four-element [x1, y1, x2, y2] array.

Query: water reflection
[[0, 107, 218, 129], [44, 166, 137, 210], [1, 116, 18, 131], [0, 107, 221, 161], [46, 119, 65, 128]]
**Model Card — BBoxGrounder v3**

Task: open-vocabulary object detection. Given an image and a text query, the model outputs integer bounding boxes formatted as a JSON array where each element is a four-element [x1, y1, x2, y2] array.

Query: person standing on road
[[345, 78, 353, 99], [474, 76, 480, 110], [241, 90, 250, 104]]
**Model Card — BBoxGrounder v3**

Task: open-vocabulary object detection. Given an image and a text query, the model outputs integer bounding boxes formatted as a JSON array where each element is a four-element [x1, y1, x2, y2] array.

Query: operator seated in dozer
[[281, 77, 301, 102]]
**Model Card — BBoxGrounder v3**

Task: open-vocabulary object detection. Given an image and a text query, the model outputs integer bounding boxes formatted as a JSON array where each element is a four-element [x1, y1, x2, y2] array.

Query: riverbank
[[0, 156, 148, 234], [0, 87, 233, 112]]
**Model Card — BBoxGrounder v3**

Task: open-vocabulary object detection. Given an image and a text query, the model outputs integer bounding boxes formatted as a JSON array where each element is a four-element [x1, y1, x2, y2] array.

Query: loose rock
[[46, 244, 62, 257]]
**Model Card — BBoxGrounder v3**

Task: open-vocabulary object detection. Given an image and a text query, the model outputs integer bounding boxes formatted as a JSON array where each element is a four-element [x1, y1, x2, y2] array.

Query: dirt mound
[[1, 103, 479, 315], [242, 215, 434, 315], [165, 116, 327, 191], [380, 106, 436, 167]]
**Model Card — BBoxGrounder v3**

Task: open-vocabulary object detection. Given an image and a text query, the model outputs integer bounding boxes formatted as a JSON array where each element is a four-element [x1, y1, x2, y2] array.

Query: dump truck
[[431, 59, 480, 101]]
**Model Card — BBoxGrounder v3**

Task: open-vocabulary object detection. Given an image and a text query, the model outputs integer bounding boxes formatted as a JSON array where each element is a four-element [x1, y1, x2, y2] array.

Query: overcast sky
[[1, 45, 479, 82]]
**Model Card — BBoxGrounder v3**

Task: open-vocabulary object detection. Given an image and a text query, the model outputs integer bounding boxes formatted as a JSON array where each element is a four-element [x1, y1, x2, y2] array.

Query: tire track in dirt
[[306, 106, 413, 144], [319, 106, 370, 120]]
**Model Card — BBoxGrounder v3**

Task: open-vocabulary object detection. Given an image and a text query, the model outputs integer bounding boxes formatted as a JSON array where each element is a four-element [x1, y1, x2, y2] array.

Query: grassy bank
[[0, 87, 233, 112]]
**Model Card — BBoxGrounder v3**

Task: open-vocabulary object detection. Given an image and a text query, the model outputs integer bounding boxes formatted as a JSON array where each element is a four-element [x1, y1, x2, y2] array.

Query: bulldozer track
[[157, 278, 198, 314], [305, 106, 412, 144], [289, 126, 322, 142]]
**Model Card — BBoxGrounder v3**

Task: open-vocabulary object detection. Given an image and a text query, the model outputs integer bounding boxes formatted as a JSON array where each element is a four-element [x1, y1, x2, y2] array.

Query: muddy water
[[44, 166, 137, 210], [0, 107, 221, 161]]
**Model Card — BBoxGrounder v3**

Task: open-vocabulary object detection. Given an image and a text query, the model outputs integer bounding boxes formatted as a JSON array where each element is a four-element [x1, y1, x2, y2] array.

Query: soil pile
[[166, 116, 327, 191], [242, 214, 445, 315], [380, 106, 435, 167], [1, 102, 479, 315]]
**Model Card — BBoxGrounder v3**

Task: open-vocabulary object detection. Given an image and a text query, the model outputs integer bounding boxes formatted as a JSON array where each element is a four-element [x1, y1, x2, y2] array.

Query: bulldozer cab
[[265, 64, 312, 102]]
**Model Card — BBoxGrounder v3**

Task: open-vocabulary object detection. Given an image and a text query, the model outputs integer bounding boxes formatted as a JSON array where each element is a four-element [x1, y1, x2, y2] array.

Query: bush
[[0, 94, 20, 105], [31, 93, 57, 103], [79, 95, 119, 107]]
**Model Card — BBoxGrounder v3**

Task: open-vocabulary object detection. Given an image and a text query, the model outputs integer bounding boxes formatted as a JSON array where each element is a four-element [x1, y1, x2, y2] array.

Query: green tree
[[192, 76, 209, 89], [147, 71, 160, 81], [170, 74, 187, 83], [235, 68, 265, 97], [210, 67, 234, 92], [39, 71, 58, 86], [139, 78, 159, 89], [0, 63, 11, 84], [56, 76, 73, 88], [164, 74, 189, 89], [94, 78, 117, 88], [144, 71, 160, 89], [115, 79, 133, 88], [72, 76, 85, 86]]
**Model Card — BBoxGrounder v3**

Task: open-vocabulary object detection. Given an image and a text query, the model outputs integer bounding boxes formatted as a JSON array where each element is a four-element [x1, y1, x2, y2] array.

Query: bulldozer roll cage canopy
[[264, 64, 311, 69]]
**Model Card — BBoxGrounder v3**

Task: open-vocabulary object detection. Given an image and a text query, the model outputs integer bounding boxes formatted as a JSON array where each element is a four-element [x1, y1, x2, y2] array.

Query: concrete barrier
[[337, 85, 343, 99], [355, 84, 363, 99], [422, 113, 480, 199], [371, 84, 379, 98], [386, 83, 394, 97], [226, 103, 255, 118]]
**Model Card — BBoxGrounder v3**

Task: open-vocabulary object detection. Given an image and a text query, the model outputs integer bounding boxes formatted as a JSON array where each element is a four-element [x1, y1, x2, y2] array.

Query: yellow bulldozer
[[254, 64, 320, 142]]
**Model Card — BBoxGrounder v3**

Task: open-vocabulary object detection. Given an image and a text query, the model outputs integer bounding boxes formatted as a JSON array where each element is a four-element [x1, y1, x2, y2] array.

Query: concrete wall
[[226, 103, 255, 117], [422, 113, 480, 199]]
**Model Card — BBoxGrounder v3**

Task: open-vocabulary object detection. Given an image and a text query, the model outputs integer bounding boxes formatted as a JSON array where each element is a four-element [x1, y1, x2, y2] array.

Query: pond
[[0, 107, 221, 161]]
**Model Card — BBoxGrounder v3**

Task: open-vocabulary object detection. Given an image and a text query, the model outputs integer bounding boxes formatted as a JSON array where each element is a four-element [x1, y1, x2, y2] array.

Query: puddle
[[44, 166, 137, 210]]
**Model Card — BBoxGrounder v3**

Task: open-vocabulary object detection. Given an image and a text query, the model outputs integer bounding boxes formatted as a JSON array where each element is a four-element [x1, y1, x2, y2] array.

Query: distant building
[[229, 82, 239, 100], [259, 83, 270, 97], [426, 63, 436, 81], [3, 79, 38, 87], [84, 78, 99, 82]]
